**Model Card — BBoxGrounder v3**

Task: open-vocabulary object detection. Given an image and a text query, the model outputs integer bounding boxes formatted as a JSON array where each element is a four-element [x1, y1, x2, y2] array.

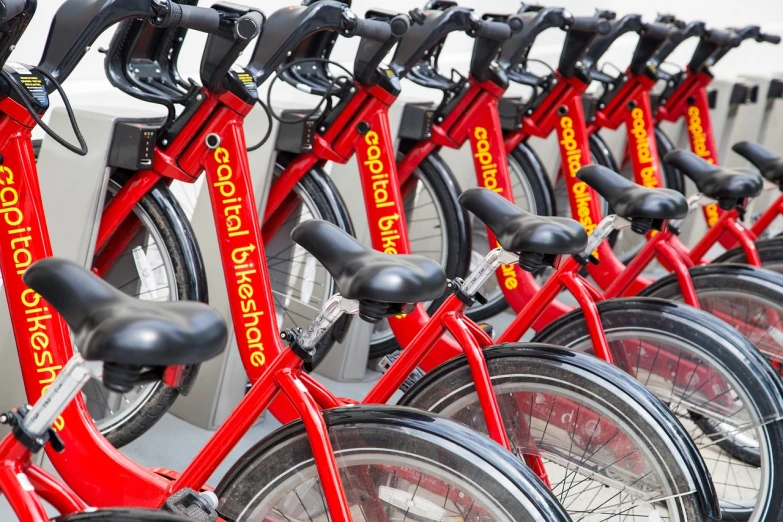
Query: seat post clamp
[[449, 278, 487, 307], [281, 328, 316, 370], [0, 406, 65, 454], [573, 252, 600, 267]]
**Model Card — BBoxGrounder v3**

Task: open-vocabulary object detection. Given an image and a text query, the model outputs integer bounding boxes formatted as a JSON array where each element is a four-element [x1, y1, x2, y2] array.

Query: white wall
[[13, 0, 783, 113]]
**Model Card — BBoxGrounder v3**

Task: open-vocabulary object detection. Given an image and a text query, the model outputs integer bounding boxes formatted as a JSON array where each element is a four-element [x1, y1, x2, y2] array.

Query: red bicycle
[[27, 1, 731, 520], [0, 2, 576, 521], [382, 6, 783, 520]]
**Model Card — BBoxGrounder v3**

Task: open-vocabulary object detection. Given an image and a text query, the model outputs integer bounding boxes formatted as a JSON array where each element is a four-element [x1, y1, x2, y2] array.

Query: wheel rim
[[434, 377, 690, 521], [371, 171, 449, 347], [696, 288, 783, 365], [570, 329, 773, 521], [88, 181, 176, 434]]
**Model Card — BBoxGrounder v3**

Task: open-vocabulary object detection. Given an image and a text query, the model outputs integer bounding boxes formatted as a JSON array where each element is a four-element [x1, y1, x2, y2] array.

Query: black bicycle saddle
[[23, 258, 227, 368], [459, 188, 588, 256], [291, 220, 446, 319], [665, 150, 763, 209], [577, 165, 688, 230], [733, 141, 783, 184]]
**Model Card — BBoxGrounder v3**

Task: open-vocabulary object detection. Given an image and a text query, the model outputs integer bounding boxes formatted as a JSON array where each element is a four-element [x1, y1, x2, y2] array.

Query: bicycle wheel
[[87, 172, 205, 447], [369, 146, 471, 358], [400, 344, 711, 521], [639, 263, 783, 365], [534, 298, 783, 522], [265, 158, 354, 368], [216, 406, 570, 522], [714, 236, 783, 273]]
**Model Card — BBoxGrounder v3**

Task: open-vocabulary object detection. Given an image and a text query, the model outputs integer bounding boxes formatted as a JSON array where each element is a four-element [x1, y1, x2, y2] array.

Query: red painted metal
[[276, 369, 353, 522], [750, 193, 783, 237], [26, 463, 87, 515]]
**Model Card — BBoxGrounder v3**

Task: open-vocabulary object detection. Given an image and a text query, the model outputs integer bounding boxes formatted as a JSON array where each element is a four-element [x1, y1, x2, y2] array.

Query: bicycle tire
[[534, 297, 783, 522], [90, 172, 205, 448], [400, 344, 711, 521], [714, 236, 783, 273], [215, 406, 571, 522], [639, 262, 783, 370], [368, 144, 471, 359]]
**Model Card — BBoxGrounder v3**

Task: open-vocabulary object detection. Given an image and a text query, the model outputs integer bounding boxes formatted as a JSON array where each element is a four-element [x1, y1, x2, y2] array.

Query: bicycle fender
[[145, 177, 208, 396], [214, 405, 570, 522], [402, 342, 721, 519]]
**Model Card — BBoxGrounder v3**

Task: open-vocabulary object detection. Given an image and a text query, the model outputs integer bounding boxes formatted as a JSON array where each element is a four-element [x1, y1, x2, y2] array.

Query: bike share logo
[[630, 108, 660, 188], [560, 117, 597, 234], [213, 147, 266, 367], [686, 106, 720, 226], [363, 131, 401, 255], [0, 165, 63, 429], [473, 127, 503, 194], [472, 127, 518, 290]]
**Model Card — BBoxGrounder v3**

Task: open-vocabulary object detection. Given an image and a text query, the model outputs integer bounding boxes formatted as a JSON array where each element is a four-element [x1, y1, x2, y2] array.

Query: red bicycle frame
[[1, 88, 384, 520]]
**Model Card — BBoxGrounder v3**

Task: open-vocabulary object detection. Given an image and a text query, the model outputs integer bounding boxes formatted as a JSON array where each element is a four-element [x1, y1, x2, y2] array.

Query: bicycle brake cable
[[246, 57, 355, 151], [1, 67, 88, 156]]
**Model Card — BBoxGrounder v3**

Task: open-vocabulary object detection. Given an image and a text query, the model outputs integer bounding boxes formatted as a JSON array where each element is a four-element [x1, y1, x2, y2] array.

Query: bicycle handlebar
[[160, 2, 220, 33], [650, 20, 706, 72], [570, 16, 609, 34], [582, 14, 644, 70], [475, 17, 522, 41], [0, 0, 25, 23]]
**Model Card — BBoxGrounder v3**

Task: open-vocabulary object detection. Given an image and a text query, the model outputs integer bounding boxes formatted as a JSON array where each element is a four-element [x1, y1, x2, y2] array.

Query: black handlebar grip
[[170, 3, 221, 34], [707, 28, 741, 47], [761, 33, 781, 44], [569, 16, 611, 35], [389, 15, 411, 38], [234, 11, 263, 41], [476, 20, 512, 41], [0, 0, 26, 23], [642, 22, 673, 40], [354, 18, 393, 42]]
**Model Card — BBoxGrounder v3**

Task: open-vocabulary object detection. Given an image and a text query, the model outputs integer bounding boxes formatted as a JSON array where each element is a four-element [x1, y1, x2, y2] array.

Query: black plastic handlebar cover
[[353, 17, 392, 42], [389, 6, 474, 81], [651, 20, 706, 66], [469, 15, 523, 83], [582, 14, 644, 71], [628, 22, 675, 76], [476, 19, 512, 41], [558, 16, 611, 80], [0, 0, 26, 23], [245, 1, 347, 86], [168, 3, 220, 33], [689, 28, 740, 72], [38, 0, 151, 91], [353, 10, 408, 86], [497, 7, 572, 73], [200, 4, 263, 92]]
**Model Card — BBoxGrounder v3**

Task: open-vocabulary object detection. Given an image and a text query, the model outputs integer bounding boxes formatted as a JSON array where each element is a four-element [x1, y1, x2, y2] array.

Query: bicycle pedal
[[164, 488, 218, 521], [378, 350, 425, 393], [477, 323, 495, 340]]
